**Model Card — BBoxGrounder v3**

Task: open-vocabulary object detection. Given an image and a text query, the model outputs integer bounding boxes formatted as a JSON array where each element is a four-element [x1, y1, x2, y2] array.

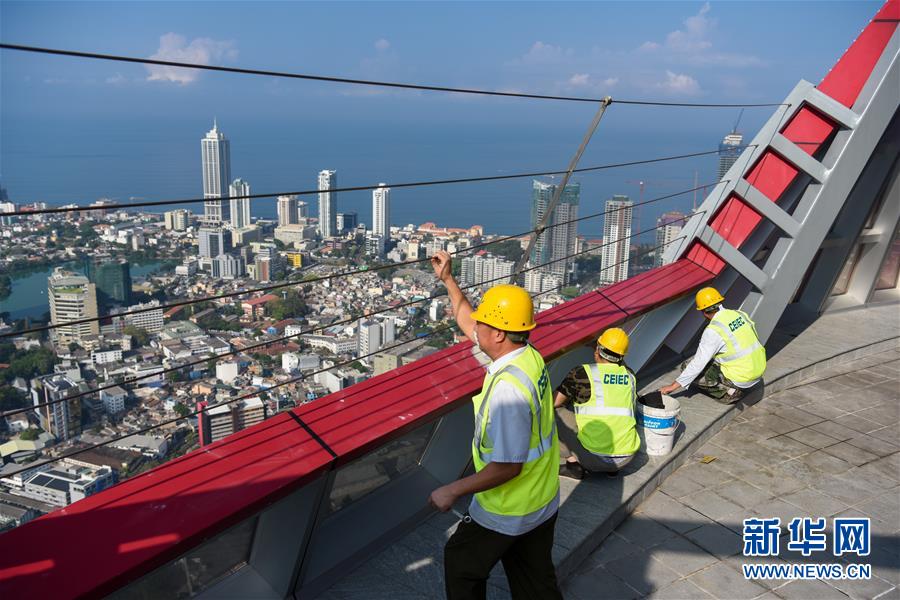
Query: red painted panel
[[686, 241, 727, 274], [708, 195, 764, 249], [600, 260, 716, 316], [781, 107, 835, 156], [0, 414, 333, 598], [531, 292, 627, 357], [819, 0, 898, 108], [744, 151, 800, 203]]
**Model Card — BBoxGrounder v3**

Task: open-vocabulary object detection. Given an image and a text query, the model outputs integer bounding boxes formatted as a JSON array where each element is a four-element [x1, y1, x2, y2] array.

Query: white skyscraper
[[460, 254, 515, 288], [48, 269, 99, 345], [201, 121, 232, 225], [718, 132, 744, 181], [229, 179, 251, 229], [600, 195, 633, 285], [372, 183, 390, 238], [318, 170, 337, 238]]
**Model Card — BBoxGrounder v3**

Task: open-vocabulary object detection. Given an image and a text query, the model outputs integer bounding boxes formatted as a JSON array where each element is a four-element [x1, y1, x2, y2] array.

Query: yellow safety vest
[[471, 345, 559, 530], [707, 308, 767, 383], [574, 363, 640, 456]]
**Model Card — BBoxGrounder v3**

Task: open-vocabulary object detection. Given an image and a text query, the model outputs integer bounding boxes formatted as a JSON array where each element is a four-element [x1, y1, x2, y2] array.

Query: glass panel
[[110, 516, 257, 599], [328, 424, 434, 514], [831, 244, 862, 296], [875, 228, 900, 290]]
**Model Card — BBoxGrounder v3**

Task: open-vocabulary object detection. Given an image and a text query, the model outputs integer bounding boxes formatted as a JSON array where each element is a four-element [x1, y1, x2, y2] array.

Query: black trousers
[[444, 513, 563, 600]]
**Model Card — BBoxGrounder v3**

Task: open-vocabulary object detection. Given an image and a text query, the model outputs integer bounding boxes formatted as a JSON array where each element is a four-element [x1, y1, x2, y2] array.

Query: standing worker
[[428, 250, 562, 600], [659, 287, 766, 403], [554, 328, 640, 479]]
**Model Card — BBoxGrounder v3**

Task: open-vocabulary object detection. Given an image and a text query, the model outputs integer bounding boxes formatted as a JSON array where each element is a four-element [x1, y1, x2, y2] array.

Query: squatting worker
[[428, 250, 562, 600], [554, 328, 640, 480], [659, 287, 766, 403]]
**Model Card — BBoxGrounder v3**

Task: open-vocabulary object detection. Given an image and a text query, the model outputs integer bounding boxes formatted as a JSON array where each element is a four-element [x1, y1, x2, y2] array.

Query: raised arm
[[431, 250, 476, 342]]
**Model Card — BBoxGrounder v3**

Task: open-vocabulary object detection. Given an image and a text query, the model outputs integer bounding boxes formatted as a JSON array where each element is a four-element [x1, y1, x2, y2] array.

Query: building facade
[[229, 179, 252, 230], [318, 170, 337, 238], [654, 211, 686, 267], [718, 132, 744, 181], [372, 183, 390, 238], [198, 228, 231, 259], [277, 195, 299, 227], [48, 269, 99, 345], [600, 195, 633, 285], [86, 259, 131, 308], [201, 121, 232, 225], [531, 179, 580, 284]]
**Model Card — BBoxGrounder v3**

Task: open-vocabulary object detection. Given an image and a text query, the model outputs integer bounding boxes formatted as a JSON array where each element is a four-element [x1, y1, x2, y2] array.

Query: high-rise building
[[654, 211, 686, 267], [718, 132, 744, 181], [32, 374, 83, 441], [357, 319, 382, 360], [113, 300, 165, 334], [531, 179, 580, 284], [48, 269, 99, 345], [201, 121, 232, 225], [198, 398, 267, 447], [600, 195, 633, 285], [372, 183, 390, 238], [318, 170, 337, 238], [229, 179, 251, 229], [254, 246, 284, 282], [460, 254, 515, 288], [277, 195, 299, 226], [297, 201, 310, 219], [212, 253, 246, 279], [164, 209, 191, 231], [337, 212, 358, 234], [86, 259, 131, 308], [198, 227, 231, 259]]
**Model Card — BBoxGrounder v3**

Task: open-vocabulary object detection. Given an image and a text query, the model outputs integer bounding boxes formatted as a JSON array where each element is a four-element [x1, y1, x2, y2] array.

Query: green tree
[[0, 274, 11, 300], [0, 387, 28, 412], [173, 402, 191, 418], [2, 346, 56, 383], [20, 428, 40, 441], [489, 240, 525, 264]]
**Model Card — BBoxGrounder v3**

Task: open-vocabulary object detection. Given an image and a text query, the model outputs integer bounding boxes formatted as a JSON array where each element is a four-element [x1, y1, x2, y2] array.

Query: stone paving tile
[[774, 579, 853, 599], [794, 399, 852, 421], [582, 532, 643, 568], [868, 425, 900, 445], [707, 451, 773, 478], [645, 536, 719, 577], [604, 551, 682, 595], [829, 571, 896, 600], [636, 492, 715, 534], [615, 516, 680, 550], [821, 442, 881, 466], [813, 473, 881, 506], [714, 479, 775, 510], [855, 495, 900, 528], [751, 414, 808, 436], [676, 462, 736, 490], [688, 561, 769, 599], [845, 435, 900, 457], [659, 472, 709, 499], [841, 465, 899, 491], [741, 468, 808, 497], [855, 405, 900, 426], [810, 420, 863, 442], [797, 449, 854, 475], [564, 564, 642, 600], [684, 523, 743, 559], [781, 488, 850, 517], [772, 457, 830, 485], [773, 407, 827, 427], [680, 489, 747, 522], [646, 578, 716, 599], [757, 435, 818, 460], [832, 413, 885, 434], [784, 428, 843, 450], [855, 457, 900, 485]]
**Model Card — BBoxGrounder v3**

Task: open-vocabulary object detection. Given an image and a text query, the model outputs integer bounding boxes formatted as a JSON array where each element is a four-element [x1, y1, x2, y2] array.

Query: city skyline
[[201, 121, 231, 225]]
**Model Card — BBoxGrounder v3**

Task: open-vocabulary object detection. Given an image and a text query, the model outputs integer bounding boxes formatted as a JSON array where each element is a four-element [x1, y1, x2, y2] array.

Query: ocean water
[[1, 115, 722, 239]]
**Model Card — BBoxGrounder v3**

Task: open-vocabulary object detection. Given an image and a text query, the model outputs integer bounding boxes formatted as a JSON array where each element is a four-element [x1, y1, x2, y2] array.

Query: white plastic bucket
[[637, 394, 680, 456]]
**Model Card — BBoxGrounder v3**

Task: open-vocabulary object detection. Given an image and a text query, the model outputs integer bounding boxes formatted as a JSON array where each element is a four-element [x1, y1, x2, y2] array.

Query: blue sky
[[1, 1, 880, 123], [0, 2, 885, 235]]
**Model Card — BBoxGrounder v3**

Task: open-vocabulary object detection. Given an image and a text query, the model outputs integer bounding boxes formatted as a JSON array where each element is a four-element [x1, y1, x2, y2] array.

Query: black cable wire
[[4, 181, 719, 339], [0, 43, 787, 109], [0, 147, 744, 217], [5, 212, 697, 419], [2, 237, 673, 479]]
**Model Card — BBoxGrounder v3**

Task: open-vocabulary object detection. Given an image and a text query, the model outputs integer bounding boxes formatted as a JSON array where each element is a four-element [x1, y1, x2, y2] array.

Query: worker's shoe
[[559, 461, 585, 480], [713, 387, 744, 404]]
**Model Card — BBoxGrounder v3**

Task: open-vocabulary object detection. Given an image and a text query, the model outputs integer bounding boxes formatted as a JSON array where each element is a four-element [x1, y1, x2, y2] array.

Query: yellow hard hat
[[695, 287, 725, 311], [470, 284, 536, 332], [597, 328, 629, 357]]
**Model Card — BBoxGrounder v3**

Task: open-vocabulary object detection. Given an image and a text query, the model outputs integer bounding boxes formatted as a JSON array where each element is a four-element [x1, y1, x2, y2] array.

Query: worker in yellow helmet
[[553, 327, 640, 479], [660, 287, 766, 403], [428, 250, 562, 600]]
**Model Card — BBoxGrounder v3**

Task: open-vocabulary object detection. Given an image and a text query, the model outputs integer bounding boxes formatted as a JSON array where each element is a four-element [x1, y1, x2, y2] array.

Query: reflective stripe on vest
[[706, 309, 766, 383], [474, 363, 555, 464], [572, 363, 640, 456], [470, 344, 560, 529]]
